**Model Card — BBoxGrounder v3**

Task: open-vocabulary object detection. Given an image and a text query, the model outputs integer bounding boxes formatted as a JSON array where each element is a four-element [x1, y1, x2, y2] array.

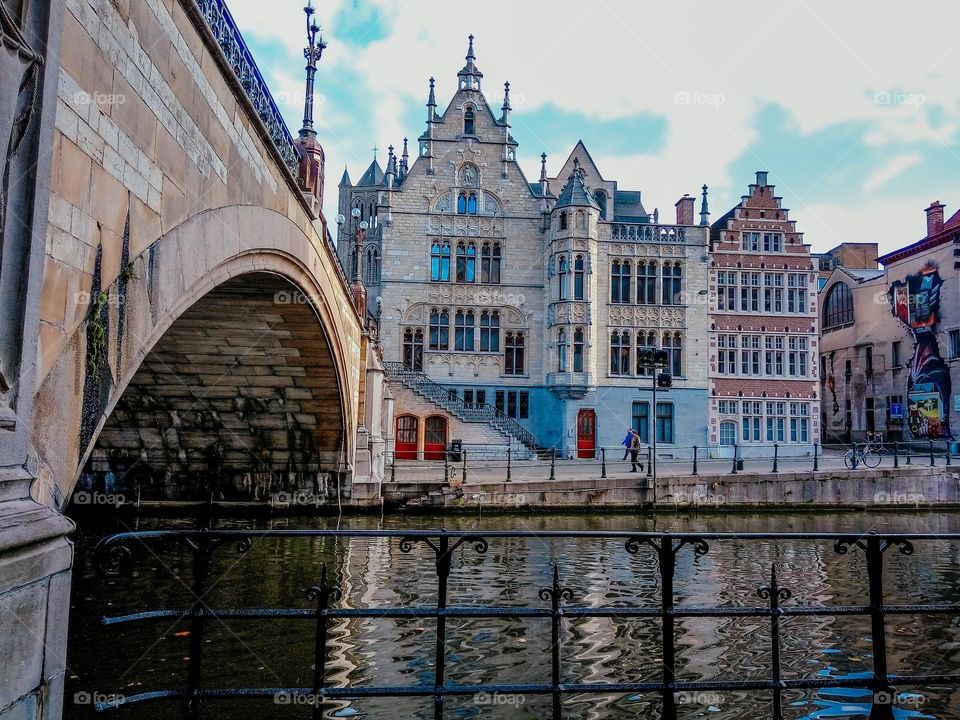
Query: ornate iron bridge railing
[[384, 361, 538, 452], [90, 529, 960, 719], [193, 0, 301, 174]]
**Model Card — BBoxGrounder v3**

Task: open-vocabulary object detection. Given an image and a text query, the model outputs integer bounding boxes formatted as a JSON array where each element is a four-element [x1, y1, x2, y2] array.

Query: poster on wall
[[908, 387, 946, 439]]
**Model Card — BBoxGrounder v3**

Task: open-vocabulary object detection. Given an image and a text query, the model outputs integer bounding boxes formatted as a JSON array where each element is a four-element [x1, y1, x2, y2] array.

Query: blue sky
[[228, 0, 960, 255]]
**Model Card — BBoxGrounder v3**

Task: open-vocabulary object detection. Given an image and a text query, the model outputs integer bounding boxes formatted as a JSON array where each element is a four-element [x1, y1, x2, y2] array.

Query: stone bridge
[[0, 0, 386, 717]]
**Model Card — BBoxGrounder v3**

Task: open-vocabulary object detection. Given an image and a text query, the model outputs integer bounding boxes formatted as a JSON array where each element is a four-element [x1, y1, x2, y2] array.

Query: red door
[[395, 415, 419, 460], [423, 416, 448, 461], [577, 409, 596, 459]]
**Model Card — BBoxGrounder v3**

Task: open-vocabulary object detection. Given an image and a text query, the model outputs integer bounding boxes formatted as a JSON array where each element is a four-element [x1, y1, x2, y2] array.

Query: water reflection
[[66, 512, 960, 719]]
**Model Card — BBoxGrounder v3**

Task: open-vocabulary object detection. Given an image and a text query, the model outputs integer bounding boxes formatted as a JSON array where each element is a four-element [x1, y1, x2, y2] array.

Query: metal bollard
[[813, 443, 819, 472], [772, 443, 779, 473], [601, 447, 607, 479], [462, 449, 468, 484], [444, 449, 450, 482], [851, 442, 859, 470], [391, 452, 396, 482], [506, 446, 512, 482], [893, 441, 899, 468], [948, 444, 953, 467], [646, 446, 652, 478], [906, 442, 912, 465], [550, 447, 556, 481], [929, 439, 935, 467], [692, 445, 698, 475], [732, 443, 739, 475]]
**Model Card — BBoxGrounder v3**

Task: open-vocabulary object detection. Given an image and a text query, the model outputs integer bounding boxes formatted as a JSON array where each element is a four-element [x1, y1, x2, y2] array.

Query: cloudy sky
[[227, 0, 960, 255]]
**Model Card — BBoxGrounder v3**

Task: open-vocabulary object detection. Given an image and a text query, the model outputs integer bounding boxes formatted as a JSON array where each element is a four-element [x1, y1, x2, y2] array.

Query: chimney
[[755, 170, 768, 186], [925, 201, 945, 236], [675, 194, 695, 225]]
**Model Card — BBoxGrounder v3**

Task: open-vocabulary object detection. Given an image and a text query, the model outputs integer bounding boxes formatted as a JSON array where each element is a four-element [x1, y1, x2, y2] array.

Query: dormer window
[[594, 191, 607, 220], [464, 106, 475, 135]]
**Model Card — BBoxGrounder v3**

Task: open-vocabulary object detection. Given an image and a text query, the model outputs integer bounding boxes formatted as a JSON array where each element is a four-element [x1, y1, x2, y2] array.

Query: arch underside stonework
[[80, 273, 347, 502], [33, 206, 364, 507]]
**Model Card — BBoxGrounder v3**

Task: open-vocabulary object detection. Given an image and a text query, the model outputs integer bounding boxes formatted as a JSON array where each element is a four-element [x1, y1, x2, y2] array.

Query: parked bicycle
[[843, 442, 882, 469]]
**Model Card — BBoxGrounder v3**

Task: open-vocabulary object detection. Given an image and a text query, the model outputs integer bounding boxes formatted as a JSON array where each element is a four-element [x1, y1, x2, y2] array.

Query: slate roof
[[555, 167, 600, 210], [356, 160, 384, 187]]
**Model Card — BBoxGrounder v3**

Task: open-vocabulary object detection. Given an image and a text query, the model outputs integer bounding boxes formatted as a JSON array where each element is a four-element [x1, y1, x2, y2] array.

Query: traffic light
[[654, 349, 669, 366], [657, 372, 672, 388]]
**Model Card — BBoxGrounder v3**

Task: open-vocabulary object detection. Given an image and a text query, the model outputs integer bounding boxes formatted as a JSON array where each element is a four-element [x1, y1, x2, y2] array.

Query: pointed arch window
[[481, 242, 501, 284], [365, 247, 380, 284], [576, 210, 586, 230], [403, 327, 424, 370], [480, 311, 500, 352], [558, 256, 569, 300], [611, 260, 631, 304], [574, 255, 585, 300], [557, 328, 567, 372], [429, 309, 449, 350], [457, 192, 478, 215], [610, 331, 631, 375], [594, 191, 607, 220], [464, 106, 475, 134], [454, 309, 475, 351], [662, 262, 682, 306], [504, 332, 525, 375], [559, 211, 568, 230], [663, 332, 683, 377], [431, 242, 451, 281], [456, 242, 477, 282], [638, 261, 657, 305], [573, 328, 585, 372]]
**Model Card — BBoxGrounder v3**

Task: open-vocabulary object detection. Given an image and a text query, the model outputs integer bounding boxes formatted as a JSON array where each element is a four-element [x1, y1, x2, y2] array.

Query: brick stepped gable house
[[708, 172, 820, 456], [338, 36, 710, 460]]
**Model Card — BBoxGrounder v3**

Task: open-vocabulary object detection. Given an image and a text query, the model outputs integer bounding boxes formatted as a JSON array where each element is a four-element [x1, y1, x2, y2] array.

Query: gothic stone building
[[708, 172, 821, 457], [338, 37, 711, 458]]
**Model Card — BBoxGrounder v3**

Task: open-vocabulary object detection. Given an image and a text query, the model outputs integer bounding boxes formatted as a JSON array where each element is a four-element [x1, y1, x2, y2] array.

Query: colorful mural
[[888, 261, 953, 440]]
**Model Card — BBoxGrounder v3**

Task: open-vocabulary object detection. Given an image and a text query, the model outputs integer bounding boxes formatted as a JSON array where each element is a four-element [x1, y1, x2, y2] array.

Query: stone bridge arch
[[33, 205, 363, 507]]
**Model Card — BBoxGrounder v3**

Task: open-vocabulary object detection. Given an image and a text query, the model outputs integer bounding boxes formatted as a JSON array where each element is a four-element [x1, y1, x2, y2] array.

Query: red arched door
[[395, 415, 419, 460], [423, 416, 448, 461], [577, 409, 596, 459]]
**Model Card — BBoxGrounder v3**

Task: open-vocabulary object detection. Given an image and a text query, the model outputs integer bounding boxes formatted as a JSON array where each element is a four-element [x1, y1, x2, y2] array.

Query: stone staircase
[[384, 363, 537, 460]]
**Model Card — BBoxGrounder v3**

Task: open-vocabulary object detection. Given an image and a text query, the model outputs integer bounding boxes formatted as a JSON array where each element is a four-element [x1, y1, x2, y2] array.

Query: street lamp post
[[300, 0, 327, 139], [336, 208, 368, 316], [637, 348, 672, 489]]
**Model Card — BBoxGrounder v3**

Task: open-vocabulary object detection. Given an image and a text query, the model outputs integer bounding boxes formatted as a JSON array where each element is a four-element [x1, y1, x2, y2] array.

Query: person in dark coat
[[629, 431, 643, 472]]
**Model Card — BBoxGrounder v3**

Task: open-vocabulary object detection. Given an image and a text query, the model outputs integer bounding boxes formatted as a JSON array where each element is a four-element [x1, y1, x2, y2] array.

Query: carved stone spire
[[700, 184, 710, 226], [457, 34, 483, 91]]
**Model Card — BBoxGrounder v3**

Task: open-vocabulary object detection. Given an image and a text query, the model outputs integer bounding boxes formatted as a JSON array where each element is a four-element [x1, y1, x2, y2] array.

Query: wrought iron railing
[[611, 223, 686, 242], [89, 529, 960, 719], [384, 361, 538, 451], [194, 0, 301, 174]]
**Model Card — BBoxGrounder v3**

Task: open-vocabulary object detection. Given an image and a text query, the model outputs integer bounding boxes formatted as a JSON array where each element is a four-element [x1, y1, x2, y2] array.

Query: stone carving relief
[[550, 302, 589, 325], [460, 164, 478, 187], [0, 2, 43, 429], [428, 214, 504, 238], [433, 191, 452, 213], [482, 191, 500, 215], [606, 305, 687, 328]]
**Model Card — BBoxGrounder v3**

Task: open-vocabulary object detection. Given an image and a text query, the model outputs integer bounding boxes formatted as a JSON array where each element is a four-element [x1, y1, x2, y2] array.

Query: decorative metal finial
[[540, 152, 547, 181], [299, 0, 327, 138], [467, 34, 475, 60], [700, 184, 710, 226]]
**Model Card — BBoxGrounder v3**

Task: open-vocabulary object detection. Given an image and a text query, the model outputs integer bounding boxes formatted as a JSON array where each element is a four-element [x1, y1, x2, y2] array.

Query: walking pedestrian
[[621, 428, 633, 461], [629, 430, 643, 472]]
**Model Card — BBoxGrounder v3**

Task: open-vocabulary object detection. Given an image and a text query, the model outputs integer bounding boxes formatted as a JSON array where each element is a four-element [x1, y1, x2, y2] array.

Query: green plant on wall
[[119, 261, 137, 281], [86, 290, 108, 375]]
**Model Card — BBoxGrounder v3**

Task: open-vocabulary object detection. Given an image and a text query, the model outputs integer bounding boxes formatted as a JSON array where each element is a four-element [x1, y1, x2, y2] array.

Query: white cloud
[[862, 153, 922, 192], [226, 0, 960, 241]]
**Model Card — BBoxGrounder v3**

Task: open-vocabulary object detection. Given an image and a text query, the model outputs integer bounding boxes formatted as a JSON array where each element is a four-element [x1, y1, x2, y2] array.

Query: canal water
[[65, 511, 960, 719]]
